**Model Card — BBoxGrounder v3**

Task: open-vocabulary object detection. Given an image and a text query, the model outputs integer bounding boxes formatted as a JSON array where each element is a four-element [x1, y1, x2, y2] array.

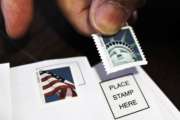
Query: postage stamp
[[92, 26, 147, 74], [37, 64, 79, 103]]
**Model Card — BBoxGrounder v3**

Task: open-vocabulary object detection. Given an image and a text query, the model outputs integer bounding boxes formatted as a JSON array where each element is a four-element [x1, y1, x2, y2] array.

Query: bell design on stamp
[[106, 32, 137, 66]]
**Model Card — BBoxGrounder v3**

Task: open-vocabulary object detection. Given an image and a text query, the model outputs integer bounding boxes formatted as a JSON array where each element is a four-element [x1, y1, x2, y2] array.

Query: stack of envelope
[[0, 57, 179, 120]]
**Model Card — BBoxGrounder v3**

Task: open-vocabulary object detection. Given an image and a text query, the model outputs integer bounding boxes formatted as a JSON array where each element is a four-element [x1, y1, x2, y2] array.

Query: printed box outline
[[99, 74, 150, 119]]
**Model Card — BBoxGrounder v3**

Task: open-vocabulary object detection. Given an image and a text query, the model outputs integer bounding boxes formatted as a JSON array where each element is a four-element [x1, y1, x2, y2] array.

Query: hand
[[1, 0, 144, 39], [58, 0, 144, 36]]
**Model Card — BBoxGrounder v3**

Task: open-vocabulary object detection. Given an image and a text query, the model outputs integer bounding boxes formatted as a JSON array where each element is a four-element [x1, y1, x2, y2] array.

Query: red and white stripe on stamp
[[40, 72, 77, 99]]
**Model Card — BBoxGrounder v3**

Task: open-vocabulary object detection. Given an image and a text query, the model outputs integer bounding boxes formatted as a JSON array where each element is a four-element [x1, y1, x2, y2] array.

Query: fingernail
[[93, 1, 129, 35]]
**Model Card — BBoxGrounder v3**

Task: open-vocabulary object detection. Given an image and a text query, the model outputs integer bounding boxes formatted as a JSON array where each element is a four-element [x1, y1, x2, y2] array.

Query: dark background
[[0, 0, 180, 110]]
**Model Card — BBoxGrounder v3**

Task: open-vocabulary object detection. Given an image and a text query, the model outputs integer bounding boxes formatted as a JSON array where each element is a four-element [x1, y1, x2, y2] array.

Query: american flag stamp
[[92, 26, 147, 74], [37, 65, 78, 103]]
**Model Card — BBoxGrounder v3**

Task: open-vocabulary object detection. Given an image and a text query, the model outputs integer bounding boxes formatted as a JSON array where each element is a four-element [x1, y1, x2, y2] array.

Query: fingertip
[[90, 1, 131, 35], [4, 16, 30, 39], [1, 0, 33, 39]]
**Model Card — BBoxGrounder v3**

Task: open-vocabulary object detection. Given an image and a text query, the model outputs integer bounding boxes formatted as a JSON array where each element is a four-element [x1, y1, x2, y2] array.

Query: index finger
[[57, 0, 96, 35], [1, 0, 33, 38]]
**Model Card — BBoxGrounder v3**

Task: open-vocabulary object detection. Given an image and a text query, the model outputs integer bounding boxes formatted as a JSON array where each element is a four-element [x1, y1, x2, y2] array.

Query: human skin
[[0, 0, 144, 39]]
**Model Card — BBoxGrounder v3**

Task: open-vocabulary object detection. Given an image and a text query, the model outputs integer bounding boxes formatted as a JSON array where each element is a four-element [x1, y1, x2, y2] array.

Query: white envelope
[[93, 64, 164, 120], [0, 57, 179, 120], [0, 63, 12, 120], [136, 67, 180, 120], [10, 57, 100, 120], [93, 63, 180, 120]]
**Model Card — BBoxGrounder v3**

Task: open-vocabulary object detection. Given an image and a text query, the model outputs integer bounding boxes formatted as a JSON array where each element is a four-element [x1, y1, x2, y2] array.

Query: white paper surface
[[93, 64, 165, 120], [10, 57, 106, 120], [136, 67, 180, 120], [0, 63, 12, 120], [93, 63, 180, 120], [1, 57, 178, 120]]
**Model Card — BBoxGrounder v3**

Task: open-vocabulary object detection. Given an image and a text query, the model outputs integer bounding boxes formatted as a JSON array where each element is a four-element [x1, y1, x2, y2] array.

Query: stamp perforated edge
[[92, 26, 148, 74], [36, 61, 86, 105]]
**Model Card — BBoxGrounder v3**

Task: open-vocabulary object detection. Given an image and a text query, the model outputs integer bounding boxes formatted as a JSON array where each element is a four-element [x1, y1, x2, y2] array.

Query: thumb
[[89, 0, 142, 35]]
